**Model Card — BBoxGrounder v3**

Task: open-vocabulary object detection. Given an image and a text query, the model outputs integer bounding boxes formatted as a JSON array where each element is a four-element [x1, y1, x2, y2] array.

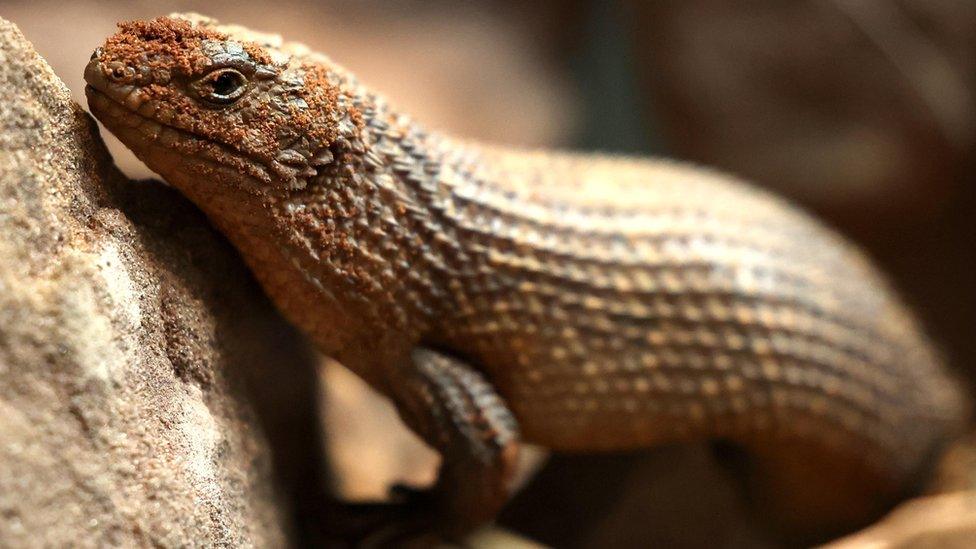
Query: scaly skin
[[85, 14, 967, 543]]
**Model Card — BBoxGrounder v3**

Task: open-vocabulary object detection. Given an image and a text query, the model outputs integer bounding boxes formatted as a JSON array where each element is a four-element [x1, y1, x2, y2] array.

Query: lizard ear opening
[[192, 68, 248, 106]]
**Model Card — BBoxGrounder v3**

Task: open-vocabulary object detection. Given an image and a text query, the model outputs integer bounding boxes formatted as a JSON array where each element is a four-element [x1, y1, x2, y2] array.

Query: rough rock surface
[[0, 17, 319, 547]]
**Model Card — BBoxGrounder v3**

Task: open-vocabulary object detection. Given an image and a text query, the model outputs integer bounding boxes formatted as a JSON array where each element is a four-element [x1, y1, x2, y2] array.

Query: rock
[[0, 16, 321, 547]]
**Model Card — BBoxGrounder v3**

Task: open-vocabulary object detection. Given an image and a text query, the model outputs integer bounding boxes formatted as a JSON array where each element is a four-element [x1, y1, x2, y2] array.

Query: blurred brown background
[[4, 1, 973, 547]]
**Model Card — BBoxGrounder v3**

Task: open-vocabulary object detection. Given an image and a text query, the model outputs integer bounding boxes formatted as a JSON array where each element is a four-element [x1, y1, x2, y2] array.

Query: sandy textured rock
[[0, 16, 320, 547]]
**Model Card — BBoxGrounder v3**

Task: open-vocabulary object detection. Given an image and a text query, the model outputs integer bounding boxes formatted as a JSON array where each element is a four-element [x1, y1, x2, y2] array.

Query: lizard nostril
[[105, 61, 135, 83]]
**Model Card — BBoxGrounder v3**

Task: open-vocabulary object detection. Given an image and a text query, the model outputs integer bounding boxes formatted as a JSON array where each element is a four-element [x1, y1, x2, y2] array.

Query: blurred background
[[4, 1, 974, 546]]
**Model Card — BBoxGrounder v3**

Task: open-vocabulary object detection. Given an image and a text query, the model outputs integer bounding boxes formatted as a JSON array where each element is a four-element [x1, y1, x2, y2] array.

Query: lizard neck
[[266, 92, 475, 353]]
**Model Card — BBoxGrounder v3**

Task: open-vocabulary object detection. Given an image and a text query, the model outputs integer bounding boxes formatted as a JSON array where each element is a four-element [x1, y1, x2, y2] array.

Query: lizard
[[83, 13, 968, 545]]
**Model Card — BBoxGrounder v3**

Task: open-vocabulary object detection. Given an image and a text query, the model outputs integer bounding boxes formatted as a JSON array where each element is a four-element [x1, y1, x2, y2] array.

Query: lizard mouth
[[84, 82, 274, 186]]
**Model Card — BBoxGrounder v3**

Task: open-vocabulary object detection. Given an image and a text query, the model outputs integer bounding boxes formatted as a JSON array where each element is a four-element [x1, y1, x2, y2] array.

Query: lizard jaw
[[85, 84, 275, 188]]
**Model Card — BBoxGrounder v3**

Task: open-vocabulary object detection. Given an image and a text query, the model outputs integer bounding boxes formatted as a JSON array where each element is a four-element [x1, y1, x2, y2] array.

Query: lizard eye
[[193, 68, 248, 105]]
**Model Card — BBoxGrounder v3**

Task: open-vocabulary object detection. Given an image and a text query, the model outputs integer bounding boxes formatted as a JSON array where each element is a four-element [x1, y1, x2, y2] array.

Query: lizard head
[[85, 14, 362, 201], [85, 15, 417, 362]]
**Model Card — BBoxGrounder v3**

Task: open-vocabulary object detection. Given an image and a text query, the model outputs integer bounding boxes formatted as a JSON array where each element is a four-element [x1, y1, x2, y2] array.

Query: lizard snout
[[84, 45, 139, 93], [83, 53, 109, 91], [84, 55, 134, 107]]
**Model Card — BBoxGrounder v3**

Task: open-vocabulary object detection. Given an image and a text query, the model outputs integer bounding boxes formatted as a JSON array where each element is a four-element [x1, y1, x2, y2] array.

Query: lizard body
[[84, 14, 967, 543]]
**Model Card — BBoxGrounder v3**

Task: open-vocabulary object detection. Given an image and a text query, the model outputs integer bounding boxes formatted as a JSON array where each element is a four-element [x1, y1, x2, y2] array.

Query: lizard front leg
[[382, 347, 522, 542]]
